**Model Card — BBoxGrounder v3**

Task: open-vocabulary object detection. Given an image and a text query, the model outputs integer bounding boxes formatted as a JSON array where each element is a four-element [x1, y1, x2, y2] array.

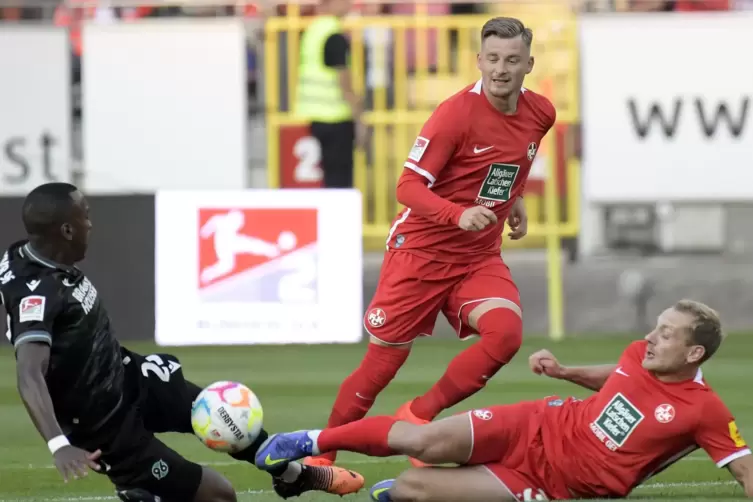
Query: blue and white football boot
[[255, 431, 316, 470], [370, 479, 395, 501]]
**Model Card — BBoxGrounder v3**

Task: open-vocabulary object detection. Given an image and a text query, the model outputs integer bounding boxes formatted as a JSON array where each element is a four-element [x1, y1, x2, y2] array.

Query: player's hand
[[507, 197, 528, 240], [53, 445, 102, 482], [458, 206, 498, 231], [529, 349, 565, 379]]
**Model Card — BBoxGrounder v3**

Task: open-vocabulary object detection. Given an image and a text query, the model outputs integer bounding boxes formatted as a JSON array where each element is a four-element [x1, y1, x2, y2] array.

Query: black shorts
[[70, 351, 204, 501]]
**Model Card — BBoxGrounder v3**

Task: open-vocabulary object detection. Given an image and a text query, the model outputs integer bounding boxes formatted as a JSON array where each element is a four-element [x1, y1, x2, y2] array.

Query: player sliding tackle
[[307, 16, 557, 469], [259, 300, 753, 501], [1, 183, 363, 502]]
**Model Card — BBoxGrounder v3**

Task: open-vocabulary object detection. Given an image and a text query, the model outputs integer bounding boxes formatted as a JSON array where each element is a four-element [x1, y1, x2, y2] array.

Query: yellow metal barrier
[[265, 8, 580, 339]]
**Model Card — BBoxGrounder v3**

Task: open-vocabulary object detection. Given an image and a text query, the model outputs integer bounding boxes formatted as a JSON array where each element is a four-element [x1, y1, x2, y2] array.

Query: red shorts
[[364, 250, 520, 345], [466, 400, 571, 501]]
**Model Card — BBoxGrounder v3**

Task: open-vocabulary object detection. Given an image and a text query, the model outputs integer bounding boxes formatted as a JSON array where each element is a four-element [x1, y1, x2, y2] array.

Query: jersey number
[[141, 354, 172, 383], [294, 136, 323, 183]]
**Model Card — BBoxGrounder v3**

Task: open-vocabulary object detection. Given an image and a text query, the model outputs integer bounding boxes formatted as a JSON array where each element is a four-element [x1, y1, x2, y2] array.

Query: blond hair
[[481, 17, 533, 48], [674, 299, 724, 363]]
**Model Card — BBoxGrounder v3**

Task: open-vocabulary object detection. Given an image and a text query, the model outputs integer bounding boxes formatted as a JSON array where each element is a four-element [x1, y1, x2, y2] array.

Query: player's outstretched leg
[[306, 340, 411, 466], [256, 413, 474, 469], [228, 421, 364, 496], [403, 301, 522, 463], [369, 466, 519, 502]]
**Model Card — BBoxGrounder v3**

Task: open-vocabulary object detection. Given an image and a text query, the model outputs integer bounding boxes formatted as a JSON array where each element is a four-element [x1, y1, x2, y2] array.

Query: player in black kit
[[0, 183, 365, 501]]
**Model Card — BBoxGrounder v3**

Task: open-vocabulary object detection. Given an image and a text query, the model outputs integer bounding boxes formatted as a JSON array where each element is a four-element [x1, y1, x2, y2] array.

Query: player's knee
[[391, 469, 432, 502], [194, 468, 237, 502], [475, 306, 523, 365], [395, 424, 440, 463]]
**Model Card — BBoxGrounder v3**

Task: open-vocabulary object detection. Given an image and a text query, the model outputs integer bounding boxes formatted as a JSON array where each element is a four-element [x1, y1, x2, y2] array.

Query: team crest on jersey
[[19, 295, 45, 323], [473, 409, 493, 421], [408, 136, 430, 162], [527, 142, 538, 161], [366, 308, 387, 328], [654, 404, 675, 424], [590, 393, 645, 451]]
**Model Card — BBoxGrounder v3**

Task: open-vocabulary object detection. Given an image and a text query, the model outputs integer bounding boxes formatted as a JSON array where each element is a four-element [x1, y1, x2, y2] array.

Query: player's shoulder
[[0, 241, 66, 304], [620, 339, 648, 363], [521, 87, 557, 128], [436, 80, 484, 113]]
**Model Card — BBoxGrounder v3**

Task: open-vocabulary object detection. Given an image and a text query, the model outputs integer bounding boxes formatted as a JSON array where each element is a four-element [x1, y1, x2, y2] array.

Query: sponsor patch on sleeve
[[19, 295, 45, 323], [408, 136, 430, 162], [729, 420, 747, 448]]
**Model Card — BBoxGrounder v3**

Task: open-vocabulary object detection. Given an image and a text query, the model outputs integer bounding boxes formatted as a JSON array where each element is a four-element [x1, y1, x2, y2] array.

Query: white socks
[[307, 430, 323, 456]]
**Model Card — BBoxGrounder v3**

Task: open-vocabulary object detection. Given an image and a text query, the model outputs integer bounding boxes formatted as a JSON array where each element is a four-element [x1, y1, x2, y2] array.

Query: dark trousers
[[310, 120, 355, 188]]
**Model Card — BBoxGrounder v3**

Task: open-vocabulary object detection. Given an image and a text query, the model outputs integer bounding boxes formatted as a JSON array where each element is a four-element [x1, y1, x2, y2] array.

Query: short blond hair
[[481, 17, 533, 48], [674, 299, 724, 363]]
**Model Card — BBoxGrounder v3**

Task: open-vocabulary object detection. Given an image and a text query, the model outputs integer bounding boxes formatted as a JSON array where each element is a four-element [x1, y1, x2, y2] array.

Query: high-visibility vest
[[295, 16, 352, 123]]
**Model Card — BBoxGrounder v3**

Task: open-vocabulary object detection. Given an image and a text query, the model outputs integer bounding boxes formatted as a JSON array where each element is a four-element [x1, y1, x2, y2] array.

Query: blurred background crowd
[[1, 0, 750, 118]]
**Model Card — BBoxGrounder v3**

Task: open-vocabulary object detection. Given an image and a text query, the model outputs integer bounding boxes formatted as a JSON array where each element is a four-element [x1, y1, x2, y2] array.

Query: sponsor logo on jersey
[[72, 277, 98, 315], [197, 208, 319, 304], [729, 420, 747, 448], [408, 136, 430, 162], [19, 295, 45, 323], [366, 308, 387, 328], [473, 409, 493, 421], [654, 404, 675, 424], [590, 393, 645, 451], [476, 163, 520, 203]]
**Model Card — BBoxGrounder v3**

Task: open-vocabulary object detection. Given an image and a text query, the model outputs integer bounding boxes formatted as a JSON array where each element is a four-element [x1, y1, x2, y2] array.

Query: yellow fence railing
[[264, 6, 580, 339]]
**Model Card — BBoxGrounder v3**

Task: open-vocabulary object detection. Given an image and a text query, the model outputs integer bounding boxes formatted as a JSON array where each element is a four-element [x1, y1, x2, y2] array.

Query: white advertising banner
[[581, 13, 753, 203], [155, 189, 363, 346], [0, 27, 71, 194], [82, 20, 247, 193]]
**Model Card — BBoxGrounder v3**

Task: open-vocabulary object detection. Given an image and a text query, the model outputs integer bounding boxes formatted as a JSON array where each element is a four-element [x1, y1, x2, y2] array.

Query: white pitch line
[[0, 479, 740, 501]]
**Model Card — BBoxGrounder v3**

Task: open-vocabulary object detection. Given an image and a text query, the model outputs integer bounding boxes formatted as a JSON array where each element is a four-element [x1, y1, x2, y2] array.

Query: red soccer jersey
[[541, 341, 751, 498], [386, 80, 556, 263]]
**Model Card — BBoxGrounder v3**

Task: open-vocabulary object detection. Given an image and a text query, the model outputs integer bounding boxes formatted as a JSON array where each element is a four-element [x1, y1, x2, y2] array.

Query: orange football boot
[[303, 456, 334, 467], [395, 400, 431, 467], [325, 466, 365, 496]]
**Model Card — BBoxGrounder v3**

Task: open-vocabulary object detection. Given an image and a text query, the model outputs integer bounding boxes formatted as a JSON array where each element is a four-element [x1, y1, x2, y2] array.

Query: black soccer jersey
[[0, 241, 124, 431]]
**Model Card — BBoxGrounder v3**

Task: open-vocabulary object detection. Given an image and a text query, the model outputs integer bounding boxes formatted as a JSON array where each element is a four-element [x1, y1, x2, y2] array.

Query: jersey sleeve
[[403, 99, 466, 184], [694, 396, 751, 468], [5, 280, 64, 349]]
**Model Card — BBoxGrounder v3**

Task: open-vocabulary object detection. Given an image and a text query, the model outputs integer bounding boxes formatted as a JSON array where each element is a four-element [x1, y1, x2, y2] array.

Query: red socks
[[318, 344, 409, 461], [317, 416, 398, 457], [410, 308, 523, 421]]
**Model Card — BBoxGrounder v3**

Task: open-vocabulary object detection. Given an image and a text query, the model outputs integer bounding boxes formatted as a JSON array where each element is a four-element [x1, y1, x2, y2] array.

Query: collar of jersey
[[23, 242, 79, 275]]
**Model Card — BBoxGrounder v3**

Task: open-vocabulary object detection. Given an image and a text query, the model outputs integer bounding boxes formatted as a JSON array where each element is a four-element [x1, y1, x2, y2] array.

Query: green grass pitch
[[1, 334, 752, 501]]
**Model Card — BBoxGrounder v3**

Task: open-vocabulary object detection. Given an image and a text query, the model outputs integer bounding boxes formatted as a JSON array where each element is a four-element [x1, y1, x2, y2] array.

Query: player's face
[[66, 191, 92, 262], [643, 308, 705, 374], [477, 35, 533, 99]]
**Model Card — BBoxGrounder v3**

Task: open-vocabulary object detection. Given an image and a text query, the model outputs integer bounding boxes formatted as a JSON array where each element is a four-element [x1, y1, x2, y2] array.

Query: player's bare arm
[[529, 349, 615, 391], [16, 341, 102, 481], [727, 455, 753, 497]]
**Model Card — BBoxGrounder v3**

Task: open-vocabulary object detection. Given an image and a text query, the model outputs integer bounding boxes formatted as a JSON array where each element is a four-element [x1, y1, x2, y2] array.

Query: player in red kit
[[258, 300, 753, 501], [305, 17, 557, 469]]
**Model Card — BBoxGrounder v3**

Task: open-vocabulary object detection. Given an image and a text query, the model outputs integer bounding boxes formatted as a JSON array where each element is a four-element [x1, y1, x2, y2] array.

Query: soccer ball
[[191, 381, 264, 453]]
